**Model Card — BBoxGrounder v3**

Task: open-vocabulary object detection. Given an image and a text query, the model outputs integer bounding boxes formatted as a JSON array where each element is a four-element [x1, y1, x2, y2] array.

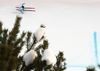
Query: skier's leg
[[23, 8, 25, 11], [19, 9, 23, 13], [21, 10, 23, 13], [22, 8, 24, 13]]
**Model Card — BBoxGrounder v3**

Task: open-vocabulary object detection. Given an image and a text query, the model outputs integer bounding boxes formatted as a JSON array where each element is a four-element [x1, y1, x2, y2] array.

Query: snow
[[61, 62, 65, 66], [35, 27, 45, 42], [1, 0, 100, 71], [23, 50, 35, 66], [42, 48, 57, 66]]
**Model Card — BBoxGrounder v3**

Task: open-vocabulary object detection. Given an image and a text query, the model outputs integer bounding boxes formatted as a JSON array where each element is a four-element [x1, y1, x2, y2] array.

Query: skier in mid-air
[[19, 3, 25, 13]]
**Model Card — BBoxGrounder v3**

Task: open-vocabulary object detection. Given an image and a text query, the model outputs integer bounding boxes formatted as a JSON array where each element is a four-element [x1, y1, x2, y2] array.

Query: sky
[[0, 0, 100, 71]]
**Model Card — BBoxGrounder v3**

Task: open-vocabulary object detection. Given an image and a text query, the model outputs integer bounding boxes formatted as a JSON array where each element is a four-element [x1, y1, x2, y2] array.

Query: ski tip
[[34, 10, 36, 12]]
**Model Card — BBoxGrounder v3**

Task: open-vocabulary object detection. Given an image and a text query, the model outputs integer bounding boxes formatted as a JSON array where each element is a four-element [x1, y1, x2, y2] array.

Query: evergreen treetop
[[0, 16, 66, 71]]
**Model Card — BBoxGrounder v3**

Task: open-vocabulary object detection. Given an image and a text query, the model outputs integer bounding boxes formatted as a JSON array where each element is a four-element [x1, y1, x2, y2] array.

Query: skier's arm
[[22, 3, 25, 6]]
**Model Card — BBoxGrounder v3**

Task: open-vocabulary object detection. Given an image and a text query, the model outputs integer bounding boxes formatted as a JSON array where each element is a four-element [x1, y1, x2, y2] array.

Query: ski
[[16, 7, 35, 9], [16, 9, 36, 12]]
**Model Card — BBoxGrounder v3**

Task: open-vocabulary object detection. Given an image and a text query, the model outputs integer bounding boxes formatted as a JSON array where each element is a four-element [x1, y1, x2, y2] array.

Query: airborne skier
[[19, 3, 25, 13], [16, 4, 36, 12]]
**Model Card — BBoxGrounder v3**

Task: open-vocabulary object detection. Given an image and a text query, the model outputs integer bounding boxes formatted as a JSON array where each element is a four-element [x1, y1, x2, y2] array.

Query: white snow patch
[[61, 62, 65, 66], [23, 50, 35, 66], [35, 27, 45, 42], [42, 48, 57, 66]]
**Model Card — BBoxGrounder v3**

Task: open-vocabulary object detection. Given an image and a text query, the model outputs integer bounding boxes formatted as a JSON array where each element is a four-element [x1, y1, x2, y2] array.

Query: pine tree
[[0, 16, 66, 71], [98, 64, 100, 68], [21, 25, 67, 71], [86, 66, 96, 71], [0, 21, 3, 44], [0, 16, 26, 71], [53, 51, 66, 71]]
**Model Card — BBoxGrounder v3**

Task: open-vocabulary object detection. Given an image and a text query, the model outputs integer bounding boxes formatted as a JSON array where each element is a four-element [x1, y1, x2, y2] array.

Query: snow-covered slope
[[0, 0, 100, 71]]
